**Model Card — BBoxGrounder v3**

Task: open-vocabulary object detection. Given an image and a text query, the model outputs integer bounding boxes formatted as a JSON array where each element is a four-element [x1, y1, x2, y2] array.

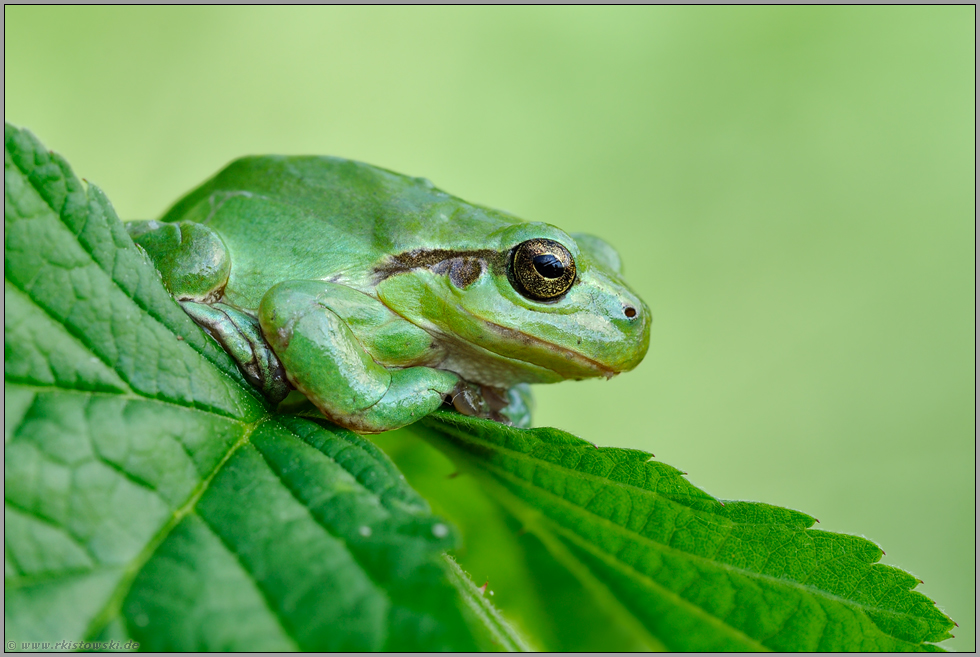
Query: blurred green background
[[5, 6, 974, 650]]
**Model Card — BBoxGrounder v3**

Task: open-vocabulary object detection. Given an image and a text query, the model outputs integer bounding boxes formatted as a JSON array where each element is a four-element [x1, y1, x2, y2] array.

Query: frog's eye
[[510, 239, 576, 301]]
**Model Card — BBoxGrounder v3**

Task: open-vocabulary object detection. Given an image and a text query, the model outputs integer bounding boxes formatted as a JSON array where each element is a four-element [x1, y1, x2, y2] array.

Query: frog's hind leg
[[181, 301, 292, 405], [127, 219, 290, 403], [126, 220, 231, 302]]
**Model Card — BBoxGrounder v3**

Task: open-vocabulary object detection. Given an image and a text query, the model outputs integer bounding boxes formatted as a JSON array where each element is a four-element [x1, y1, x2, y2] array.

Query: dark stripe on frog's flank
[[373, 248, 507, 283]]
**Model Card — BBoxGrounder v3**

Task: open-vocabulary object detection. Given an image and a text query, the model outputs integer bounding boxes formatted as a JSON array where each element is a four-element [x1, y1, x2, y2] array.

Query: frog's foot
[[449, 382, 533, 429], [180, 300, 292, 405]]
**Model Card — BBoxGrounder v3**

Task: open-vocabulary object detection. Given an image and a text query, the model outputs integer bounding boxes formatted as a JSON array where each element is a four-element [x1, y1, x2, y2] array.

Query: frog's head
[[375, 221, 650, 387]]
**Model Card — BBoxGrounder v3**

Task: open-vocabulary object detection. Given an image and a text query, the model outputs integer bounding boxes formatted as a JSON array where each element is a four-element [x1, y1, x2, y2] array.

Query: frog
[[126, 156, 650, 434]]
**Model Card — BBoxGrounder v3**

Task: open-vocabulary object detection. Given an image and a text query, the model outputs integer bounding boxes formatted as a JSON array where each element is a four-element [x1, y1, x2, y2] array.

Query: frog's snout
[[604, 292, 651, 374]]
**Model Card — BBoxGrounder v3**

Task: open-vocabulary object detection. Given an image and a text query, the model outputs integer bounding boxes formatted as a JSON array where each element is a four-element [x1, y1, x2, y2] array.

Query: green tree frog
[[126, 156, 650, 433]]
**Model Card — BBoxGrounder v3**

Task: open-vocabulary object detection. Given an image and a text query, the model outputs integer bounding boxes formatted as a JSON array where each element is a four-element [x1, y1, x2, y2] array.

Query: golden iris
[[510, 239, 576, 301]]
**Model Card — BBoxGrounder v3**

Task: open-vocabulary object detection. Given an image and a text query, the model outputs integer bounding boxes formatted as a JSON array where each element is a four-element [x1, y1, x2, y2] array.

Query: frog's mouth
[[478, 317, 618, 380]]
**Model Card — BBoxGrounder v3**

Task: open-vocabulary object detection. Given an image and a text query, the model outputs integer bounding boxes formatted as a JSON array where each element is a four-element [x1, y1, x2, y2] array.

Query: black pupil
[[532, 253, 565, 279]]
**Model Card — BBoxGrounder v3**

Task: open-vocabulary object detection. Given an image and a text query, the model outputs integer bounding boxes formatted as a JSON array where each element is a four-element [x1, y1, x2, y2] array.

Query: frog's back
[[160, 156, 520, 309]]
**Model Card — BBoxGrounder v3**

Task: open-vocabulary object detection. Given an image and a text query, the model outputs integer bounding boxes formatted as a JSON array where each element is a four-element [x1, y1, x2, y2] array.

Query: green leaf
[[7, 120, 955, 652], [373, 427, 666, 652], [419, 411, 955, 652], [4, 123, 521, 651]]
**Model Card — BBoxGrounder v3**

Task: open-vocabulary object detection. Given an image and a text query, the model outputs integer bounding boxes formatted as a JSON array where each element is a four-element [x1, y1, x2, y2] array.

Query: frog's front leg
[[259, 280, 459, 433]]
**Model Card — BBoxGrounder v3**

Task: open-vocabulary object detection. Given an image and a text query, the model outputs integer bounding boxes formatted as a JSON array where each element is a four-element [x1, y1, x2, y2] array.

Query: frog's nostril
[[624, 306, 637, 319]]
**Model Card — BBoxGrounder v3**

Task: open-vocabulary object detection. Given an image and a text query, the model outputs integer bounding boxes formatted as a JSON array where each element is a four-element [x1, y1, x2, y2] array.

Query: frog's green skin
[[127, 156, 650, 433]]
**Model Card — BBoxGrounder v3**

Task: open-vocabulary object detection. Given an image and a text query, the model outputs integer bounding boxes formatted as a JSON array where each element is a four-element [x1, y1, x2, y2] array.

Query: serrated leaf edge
[[423, 414, 953, 650]]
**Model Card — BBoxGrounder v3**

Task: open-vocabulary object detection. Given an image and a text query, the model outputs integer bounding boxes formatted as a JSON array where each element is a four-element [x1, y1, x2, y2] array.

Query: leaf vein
[[252, 421, 395, 597], [4, 565, 104, 590], [3, 381, 243, 422], [7, 154, 259, 415], [4, 275, 137, 396], [3, 497, 100, 564], [192, 510, 302, 651]]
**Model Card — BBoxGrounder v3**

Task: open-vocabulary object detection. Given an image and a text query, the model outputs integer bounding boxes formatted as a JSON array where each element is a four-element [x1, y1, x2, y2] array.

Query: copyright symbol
[[6, 641, 16, 650]]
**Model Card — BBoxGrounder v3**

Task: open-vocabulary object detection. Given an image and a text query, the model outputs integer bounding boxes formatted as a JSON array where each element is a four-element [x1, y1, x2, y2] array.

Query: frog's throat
[[476, 316, 617, 380]]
